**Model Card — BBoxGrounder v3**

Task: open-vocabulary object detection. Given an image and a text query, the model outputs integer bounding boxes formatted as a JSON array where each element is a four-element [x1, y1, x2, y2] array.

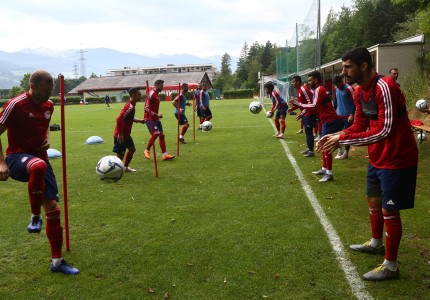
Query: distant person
[[291, 71, 343, 182], [0, 70, 79, 275], [388, 68, 400, 86], [143, 80, 175, 161], [113, 87, 144, 172], [105, 95, 112, 109], [288, 75, 317, 157], [199, 83, 212, 125], [265, 81, 288, 139], [332, 75, 355, 160], [194, 85, 202, 129], [173, 83, 191, 144], [317, 47, 418, 281]]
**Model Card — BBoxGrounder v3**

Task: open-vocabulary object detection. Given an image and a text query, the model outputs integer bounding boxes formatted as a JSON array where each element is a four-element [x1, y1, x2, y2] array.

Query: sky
[[0, 0, 353, 58]]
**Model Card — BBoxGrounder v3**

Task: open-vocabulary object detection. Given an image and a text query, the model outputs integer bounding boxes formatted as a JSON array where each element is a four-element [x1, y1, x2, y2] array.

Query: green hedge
[[170, 91, 214, 100], [223, 89, 254, 99]]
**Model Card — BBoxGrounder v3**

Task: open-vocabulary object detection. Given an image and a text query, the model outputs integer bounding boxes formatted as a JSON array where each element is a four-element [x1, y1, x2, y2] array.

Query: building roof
[[68, 72, 211, 95]]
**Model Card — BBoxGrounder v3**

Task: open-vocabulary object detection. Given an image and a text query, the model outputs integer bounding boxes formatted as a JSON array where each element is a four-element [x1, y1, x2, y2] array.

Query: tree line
[[214, 0, 430, 93]]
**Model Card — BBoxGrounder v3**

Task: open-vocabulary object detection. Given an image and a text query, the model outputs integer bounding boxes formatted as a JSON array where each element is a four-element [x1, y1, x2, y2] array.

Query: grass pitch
[[0, 99, 429, 299]]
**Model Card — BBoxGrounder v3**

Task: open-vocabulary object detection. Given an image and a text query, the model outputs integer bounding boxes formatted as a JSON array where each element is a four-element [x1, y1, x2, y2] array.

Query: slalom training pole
[[192, 88, 196, 141], [176, 83, 180, 157], [146, 80, 158, 177], [59, 75, 70, 252]]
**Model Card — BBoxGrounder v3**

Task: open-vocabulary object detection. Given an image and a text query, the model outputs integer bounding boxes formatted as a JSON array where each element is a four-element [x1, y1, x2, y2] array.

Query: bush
[[223, 89, 254, 99], [50, 96, 82, 105]]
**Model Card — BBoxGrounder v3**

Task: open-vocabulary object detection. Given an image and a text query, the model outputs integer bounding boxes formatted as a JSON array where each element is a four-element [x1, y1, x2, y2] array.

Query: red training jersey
[[0, 92, 53, 159], [114, 100, 136, 138], [144, 89, 160, 121], [298, 84, 338, 124], [339, 73, 418, 169], [290, 85, 316, 116]]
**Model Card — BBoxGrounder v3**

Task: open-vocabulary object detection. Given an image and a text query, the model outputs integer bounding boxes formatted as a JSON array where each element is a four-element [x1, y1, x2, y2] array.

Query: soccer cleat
[[312, 169, 326, 175], [301, 149, 310, 155], [338, 152, 348, 160], [50, 260, 80, 275], [162, 153, 175, 161], [363, 264, 399, 281], [27, 215, 43, 233], [144, 149, 151, 160], [314, 135, 321, 141], [297, 129, 303, 134], [125, 167, 136, 172], [319, 174, 333, 182], [303, 151, 314, 157], [334, 152, 343, 159], [179, 137, 187, 144], [275, 133, 284, 139], [349, 240, 385, 254], [273, 132, 280, 137]]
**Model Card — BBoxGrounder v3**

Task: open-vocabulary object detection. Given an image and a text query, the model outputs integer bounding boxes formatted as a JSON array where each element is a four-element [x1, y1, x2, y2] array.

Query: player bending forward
[[0, 70, 79, 275]]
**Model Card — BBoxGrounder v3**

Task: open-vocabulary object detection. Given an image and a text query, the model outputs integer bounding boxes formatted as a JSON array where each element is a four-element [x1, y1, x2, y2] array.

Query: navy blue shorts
[[322, 118, 344, 137], [275, 105, 289, 119], [174, 113, 188, 125], [196, 105, 202, 117], [366, 164, 417, 210], [201, 107, 212, 118], [112, 136, 135, 155], [6, 153, 59, 201], [145, 120, 163, 134], [303, 114, 317, 128]]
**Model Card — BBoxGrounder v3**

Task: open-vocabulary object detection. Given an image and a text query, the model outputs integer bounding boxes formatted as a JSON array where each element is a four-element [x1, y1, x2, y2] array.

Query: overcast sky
[[0, 0, 353, 57]]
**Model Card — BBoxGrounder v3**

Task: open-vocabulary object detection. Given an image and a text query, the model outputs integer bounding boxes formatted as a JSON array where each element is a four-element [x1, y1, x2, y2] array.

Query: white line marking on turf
[[267, 118, 373, 300]]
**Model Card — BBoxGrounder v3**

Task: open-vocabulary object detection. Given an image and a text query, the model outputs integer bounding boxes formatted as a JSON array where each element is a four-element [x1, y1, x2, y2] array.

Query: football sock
[[383, 259, 398, 271], [324, 151, 333, 170], [27, 158, 47, 216], [274, 119, 280, 132], [368, 201, 384, 240], [52, 257, 62, 267], [124, 152, 133, 167], [181, 124, 189, 135], [384, 212, 402, 262], [46, 208, 63, 259], [159, 135, 167, 153], [280, 119, 286, 133]]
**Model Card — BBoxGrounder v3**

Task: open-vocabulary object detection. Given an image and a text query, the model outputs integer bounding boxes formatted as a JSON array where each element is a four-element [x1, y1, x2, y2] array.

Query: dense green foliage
[[222, 89, 254, 99]]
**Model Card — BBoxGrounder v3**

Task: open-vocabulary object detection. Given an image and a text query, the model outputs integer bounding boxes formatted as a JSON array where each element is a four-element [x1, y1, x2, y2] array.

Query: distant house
[[68, 72, 212, 101]]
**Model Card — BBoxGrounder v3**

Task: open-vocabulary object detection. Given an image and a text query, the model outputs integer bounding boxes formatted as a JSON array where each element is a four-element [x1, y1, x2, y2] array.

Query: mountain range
[[0, 48, 238, 89]]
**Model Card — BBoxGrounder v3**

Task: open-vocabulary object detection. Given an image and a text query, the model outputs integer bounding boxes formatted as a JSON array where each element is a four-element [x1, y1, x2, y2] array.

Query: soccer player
[[388, 68, 400, 86], [194, 85, 202, 129], [143, 80, 175, 161], [173, 83, 191, 144], [199, 83, 212, 124], [288, 75, 317, 157], [332, 75, 355, 159], [105, 95, 112, 109], [317, 47, 418, 281], [265, 82, 288, 139], [0, 70, 79, 275], [113, 87, 144, 172], [291, 71, 343, 182]]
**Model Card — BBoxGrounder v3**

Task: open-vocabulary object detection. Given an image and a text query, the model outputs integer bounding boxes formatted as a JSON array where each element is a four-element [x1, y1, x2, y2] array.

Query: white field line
[[267, 117, 373, 300]]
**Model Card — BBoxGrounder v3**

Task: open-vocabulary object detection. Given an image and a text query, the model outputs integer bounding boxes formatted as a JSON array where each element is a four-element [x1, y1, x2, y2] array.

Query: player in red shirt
[[113, 87, 145, 172], [291, 71, 343, 182], [317, 47, 418, 281], [0, 70, 79, 275], [143, 80, 175, 161], [288, 75, 317, 157]]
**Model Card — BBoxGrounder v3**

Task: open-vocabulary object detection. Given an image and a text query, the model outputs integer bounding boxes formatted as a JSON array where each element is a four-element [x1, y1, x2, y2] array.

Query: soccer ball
[[249, 101, 263, 114], [417, 132, 427, 141], [96, 155, 125, 183], [201, 121, 212, 131], [266, 111, 274, 118], [415, 99, 428, 112]]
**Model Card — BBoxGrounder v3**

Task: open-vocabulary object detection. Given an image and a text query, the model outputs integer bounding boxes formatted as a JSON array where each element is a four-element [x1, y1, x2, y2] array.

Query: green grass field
[[0, 99, 429, 299]]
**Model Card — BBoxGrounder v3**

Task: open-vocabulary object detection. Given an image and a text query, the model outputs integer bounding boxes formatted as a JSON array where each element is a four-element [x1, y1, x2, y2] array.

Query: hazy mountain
[[0, 48, 238, 89]]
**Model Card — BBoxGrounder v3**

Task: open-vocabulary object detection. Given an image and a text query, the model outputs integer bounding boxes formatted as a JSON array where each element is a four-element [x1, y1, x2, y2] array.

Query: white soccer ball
[[415, 99, 429, 112], [266, 110, 274, 118], [417, 132, 427, 141], [96, 155, 124, 183], [201, 121, 212, 131], [249, 101, 263, 114]]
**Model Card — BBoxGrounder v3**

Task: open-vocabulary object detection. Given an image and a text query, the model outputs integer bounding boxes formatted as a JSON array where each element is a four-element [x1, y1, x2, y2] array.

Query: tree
[[213, 53, 233, 92], [20, 73, 31, 91], [8, 86, 24, 98], [261, 41, 273, 72]]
